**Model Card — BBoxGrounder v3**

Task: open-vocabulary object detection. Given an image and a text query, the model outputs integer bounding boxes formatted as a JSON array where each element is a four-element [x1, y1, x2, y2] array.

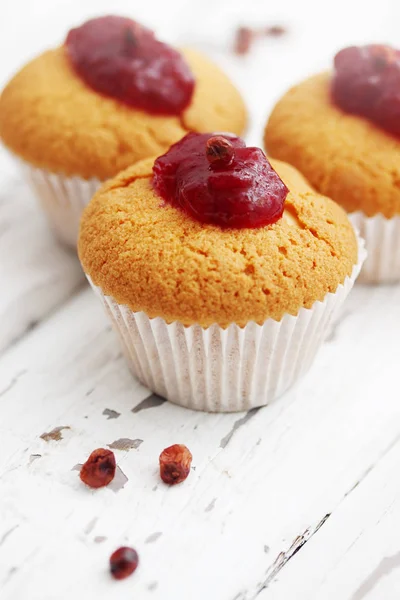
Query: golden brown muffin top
[[0, 47, 246, 180], [264, 73, 400, 219], [78, 157, 358, 328]]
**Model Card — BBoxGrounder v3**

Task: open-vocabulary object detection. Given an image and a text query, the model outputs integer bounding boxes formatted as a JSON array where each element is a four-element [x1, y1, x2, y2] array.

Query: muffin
[[0, 16, 246, 247], [79, 132, 364, 412], [264, 44, 400, 283]]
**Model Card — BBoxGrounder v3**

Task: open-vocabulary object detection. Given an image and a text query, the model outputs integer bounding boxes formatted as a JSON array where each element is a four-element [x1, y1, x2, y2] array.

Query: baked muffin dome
[[79, 156, 358, 328], [264, 73, 400, 219], [0, 47, 247, 180]]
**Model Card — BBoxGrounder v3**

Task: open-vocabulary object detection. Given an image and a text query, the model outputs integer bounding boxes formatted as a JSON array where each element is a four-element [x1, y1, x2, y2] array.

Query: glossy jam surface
[[332, 45, 400, 135], [66, 16, 195, 115], [152, 133, 288, 228]]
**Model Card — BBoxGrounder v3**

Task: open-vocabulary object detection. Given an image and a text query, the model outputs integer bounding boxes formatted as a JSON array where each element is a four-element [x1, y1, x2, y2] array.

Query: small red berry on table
[[110, 547, 139, 580], [79, 448, 116, 488], [159, 444, 192, 485]]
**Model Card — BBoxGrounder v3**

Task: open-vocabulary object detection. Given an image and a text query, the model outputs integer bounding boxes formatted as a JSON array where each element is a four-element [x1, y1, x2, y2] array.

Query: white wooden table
[[1, 1, 400, 598]]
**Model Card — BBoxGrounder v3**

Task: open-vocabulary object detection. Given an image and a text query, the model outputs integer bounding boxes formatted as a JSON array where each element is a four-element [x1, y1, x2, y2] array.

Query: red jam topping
[[332, 45, 400, 135], [153, 133, 288, 228], [66, 16, 195, 115]]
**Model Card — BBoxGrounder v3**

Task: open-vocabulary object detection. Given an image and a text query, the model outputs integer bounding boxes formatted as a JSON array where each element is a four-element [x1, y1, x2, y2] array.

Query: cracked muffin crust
[[0, 47, 246, 180], [264, 73, 400, 219], [78, 157, 358, 328]]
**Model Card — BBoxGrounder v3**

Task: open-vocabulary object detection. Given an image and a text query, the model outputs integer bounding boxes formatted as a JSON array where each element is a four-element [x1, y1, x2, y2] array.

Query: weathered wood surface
[[1, 1, 400, 598]]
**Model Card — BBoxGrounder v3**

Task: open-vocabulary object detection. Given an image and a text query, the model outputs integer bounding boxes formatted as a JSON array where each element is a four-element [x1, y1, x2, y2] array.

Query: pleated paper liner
[[19, 161, 101, 249], [350, 211, 400, 284], [86, 235, 365, 412]]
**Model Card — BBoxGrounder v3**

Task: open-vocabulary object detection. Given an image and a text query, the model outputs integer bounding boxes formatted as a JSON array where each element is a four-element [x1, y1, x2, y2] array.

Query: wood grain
[[1, 0, 400, 598]]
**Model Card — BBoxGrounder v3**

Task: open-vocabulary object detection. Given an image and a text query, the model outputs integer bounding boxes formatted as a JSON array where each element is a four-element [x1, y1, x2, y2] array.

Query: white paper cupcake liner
[[86, 236, 365, 412], [350, 211, 400, 284], [18, 161, 101, 248]]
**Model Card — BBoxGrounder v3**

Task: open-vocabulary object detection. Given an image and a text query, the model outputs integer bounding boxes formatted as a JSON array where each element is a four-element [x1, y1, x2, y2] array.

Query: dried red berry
[[265, 25, 287, 37], [234, 24, 287, 55], [159, 444, 192, 485], [234, 26, 254, 55], [110, 547, 139, 580], [206, 135, 235, 167], [79, 448, 116, 488], [370, 45, 397, 70]]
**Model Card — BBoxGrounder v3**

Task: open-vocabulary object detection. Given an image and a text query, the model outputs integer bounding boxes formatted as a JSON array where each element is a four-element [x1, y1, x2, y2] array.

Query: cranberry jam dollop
[[66, 16, 195, 115], [332, 44, 400, 135], [153, 133, 289, 228]]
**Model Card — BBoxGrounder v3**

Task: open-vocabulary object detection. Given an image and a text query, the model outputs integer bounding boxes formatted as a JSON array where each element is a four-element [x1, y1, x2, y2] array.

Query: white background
[[1, 1, 400, 599]]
